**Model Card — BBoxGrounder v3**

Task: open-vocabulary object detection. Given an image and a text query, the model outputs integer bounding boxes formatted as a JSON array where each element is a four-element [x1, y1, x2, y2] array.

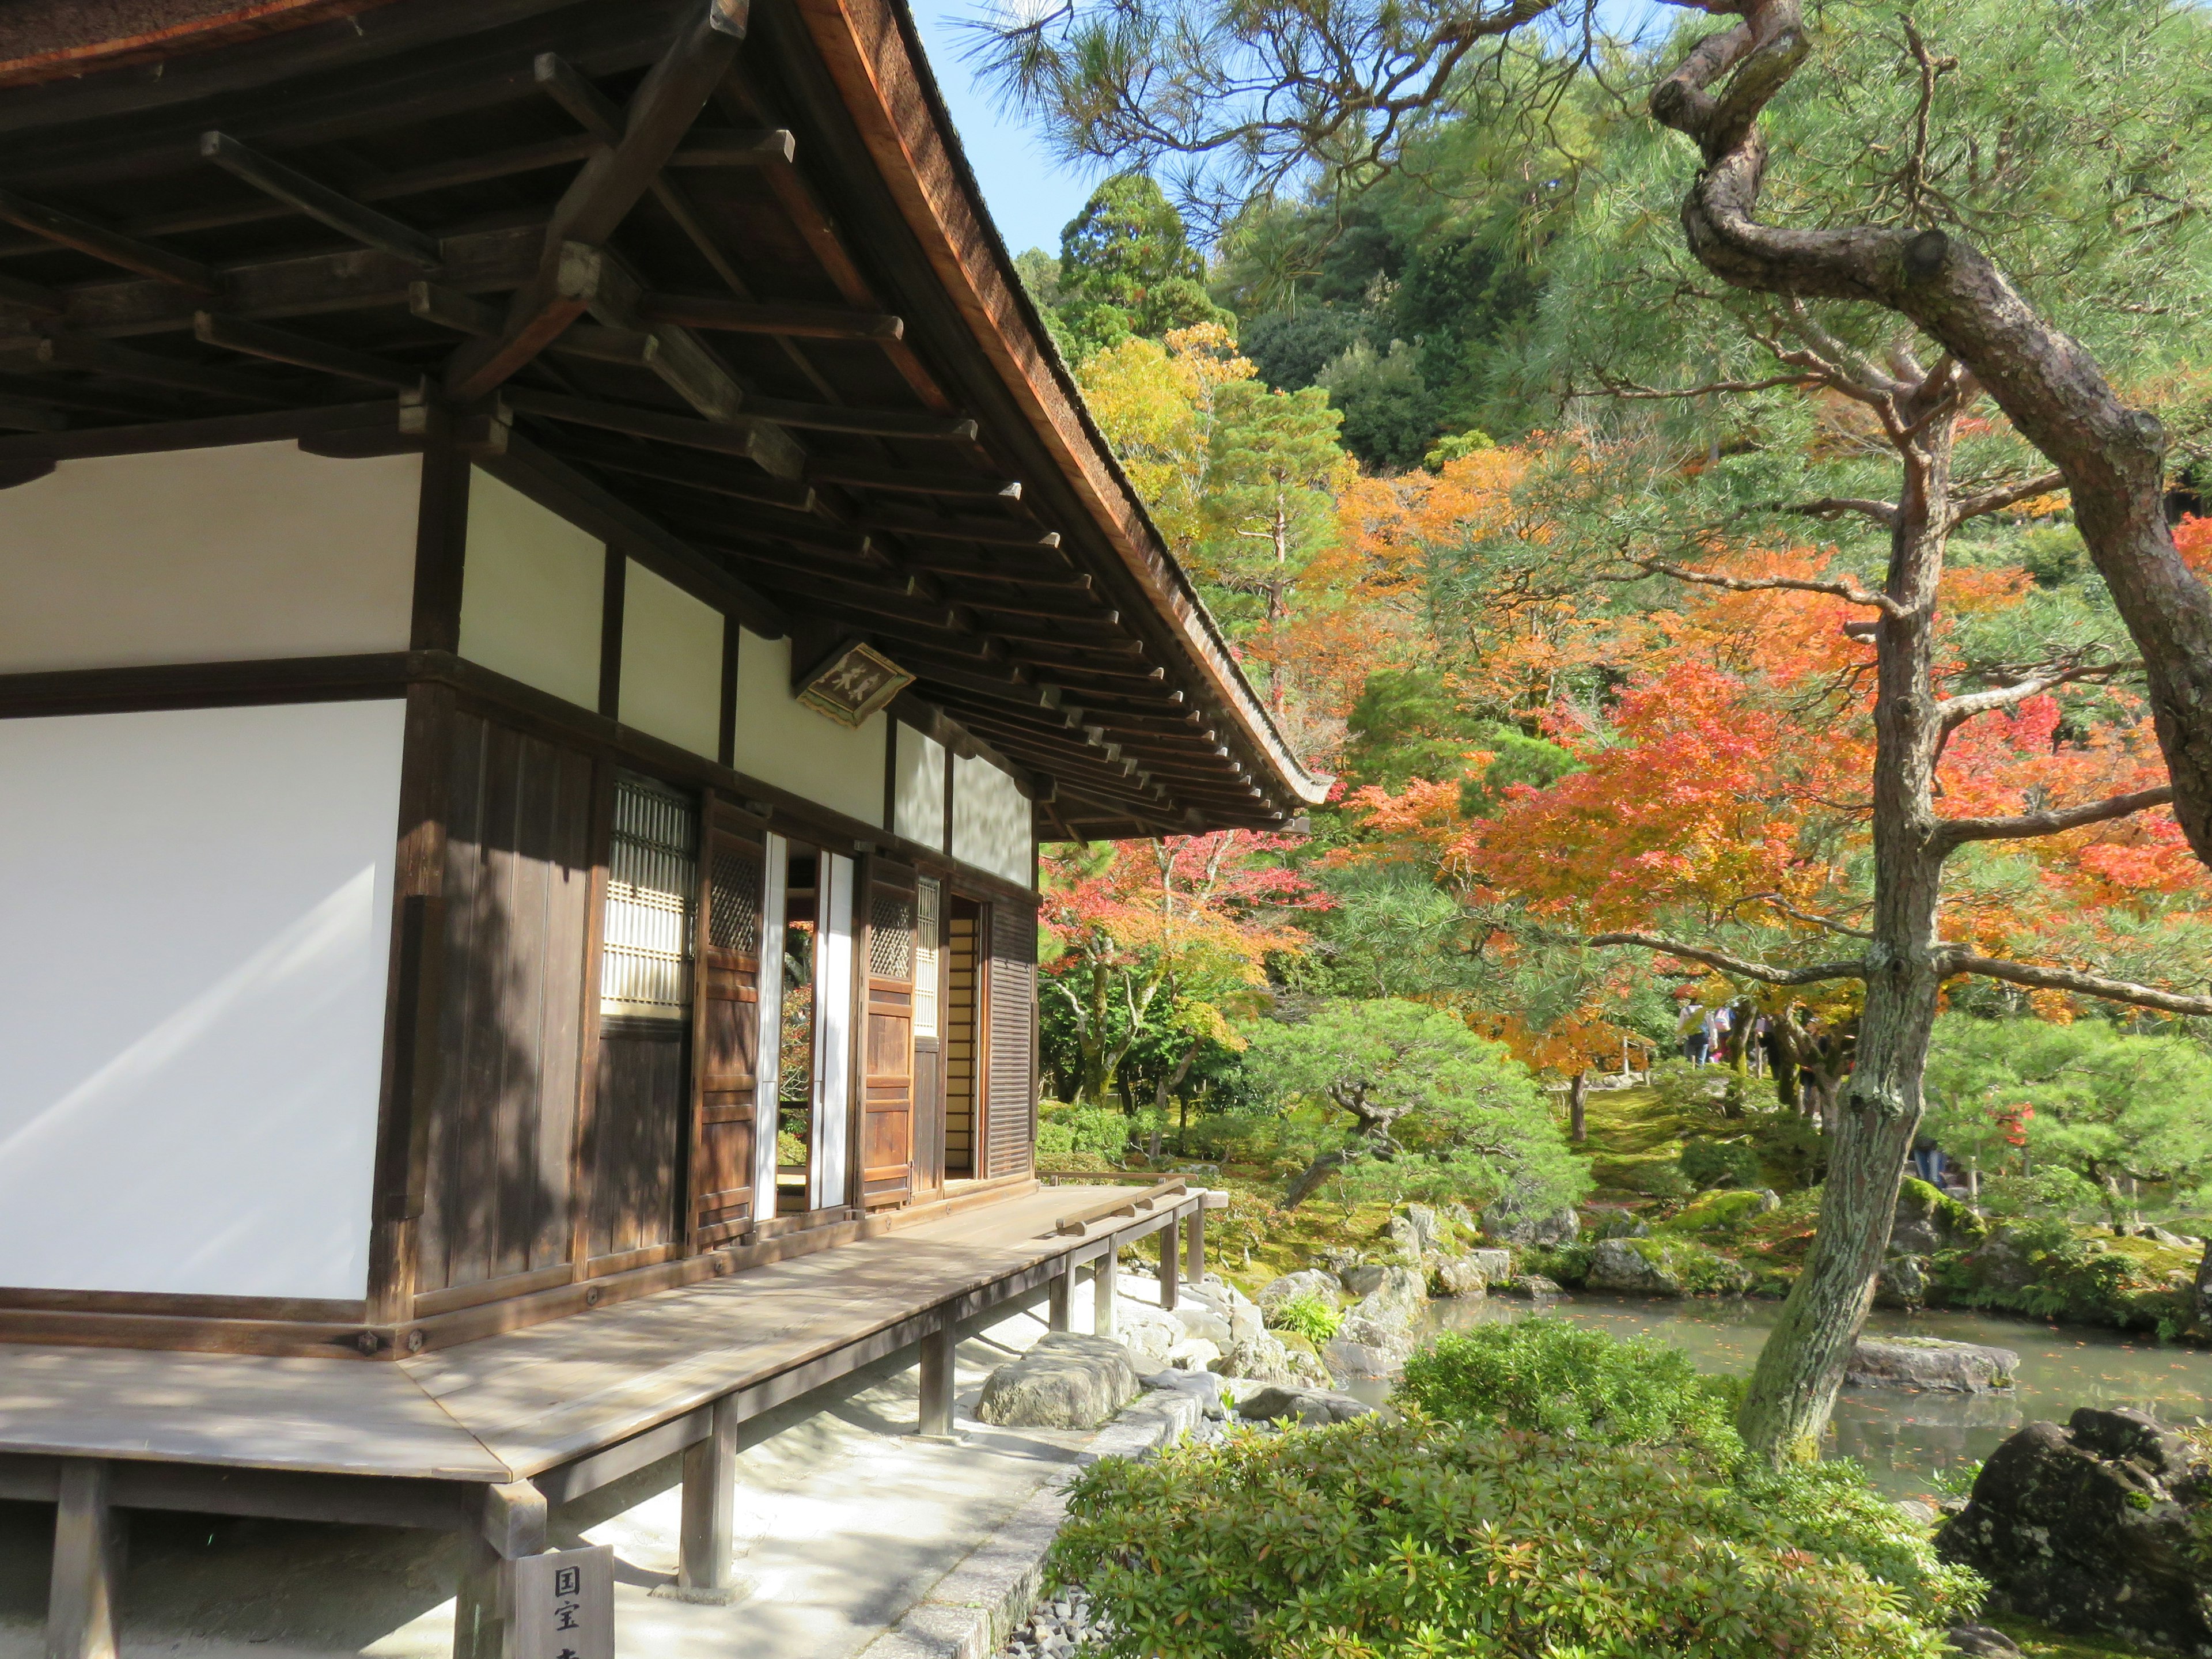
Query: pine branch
[[1950, 471, 2067, 525], [1635, 558, 1906, 617], [1932, 785, 2175, 849], [1585, 931, 1866, 984], [1945, 953, 2212, 1017]]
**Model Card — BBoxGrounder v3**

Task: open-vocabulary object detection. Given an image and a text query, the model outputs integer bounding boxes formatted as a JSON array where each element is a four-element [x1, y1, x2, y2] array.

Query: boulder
[[1848, 1336, 2018, 1393], [1113, 1303, 1188, 1372], [1323, 1332, 1411, 1380], [1143, 1368, 1228, 1420], [1387, 1203, 1449, 1259], [1586, 1237, 1684, 1297], [1232, 1381, 1377, 1427], [1891, 1177, 1983, 1255], [1170, 1304, 1233, 1346], [1468, 1248, 1513, 1282], [1944, 1626, 2024, 1657], [1316, 1246, 1366, 1279], [1875, 1253, 1931, 1309], [976, 1333, 1141, 1429], [1165, 1336, 1222, 1372], [1939, 1407, 2212, 1656], [1430, 1255, 1488, 1298], [2196, 1238, 2212, 1331], [1444, 1202, 1478, 1230], [1502, 1274, 1563, 1298], [1257, 1269, 1345, 1312], [1211, 1332, 1333, 1389], [2144, 1225, 2199, 1250], [1593, 1211, 1651, 1240], [1340, 1263, 1427, 1318], [1481, 1197, 1581, 1248]]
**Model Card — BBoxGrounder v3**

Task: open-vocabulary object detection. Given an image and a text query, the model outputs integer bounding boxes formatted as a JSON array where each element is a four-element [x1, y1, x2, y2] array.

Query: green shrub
[[1679, 1138, 1763, 1190], [1267, 1293, 1342, 1344], [1397, 1318, 1743, 1463], [1035, 1103, 1132, 1161], [1748, 1109, 1829, 1187], [1520, 1241, 1592, 1286], [1666, 1187, 1774, 1238], [1050, 1415, 1963, 1658], [1736, 1461, 1987, 1627]]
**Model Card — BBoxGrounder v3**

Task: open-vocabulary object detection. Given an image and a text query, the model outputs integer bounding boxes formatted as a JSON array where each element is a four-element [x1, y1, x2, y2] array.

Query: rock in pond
[[1502, 1274, 1563, 1298], [1430, 1255, 1488, 1298], [1875, 1253, 1931, 1309], [1584, 1236, 1750, 1297], [1940, 1407, 2212, 1657], [978, 1332, 1141, 1429], [1340, 1263, 1427, 1317], [1230, 1380, 1377, 1427], [1848, 1336, 2018, 1393], [1467, 1248, 1513, 1282]]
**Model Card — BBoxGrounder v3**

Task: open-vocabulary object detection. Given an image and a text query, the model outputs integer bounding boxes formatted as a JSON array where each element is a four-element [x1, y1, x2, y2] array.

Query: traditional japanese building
[[0, 1, 1322, 1651]]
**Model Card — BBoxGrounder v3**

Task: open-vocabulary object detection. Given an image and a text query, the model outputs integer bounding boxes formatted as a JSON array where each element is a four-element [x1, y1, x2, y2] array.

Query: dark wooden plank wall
[[983, 903, 1037, 1180], [859, 863, 916, 1208], [589, 1021, 688, 1264], [692, 815, 766, 1245], [942, 908, 978, 1178], [416, 712, 594, 1296]]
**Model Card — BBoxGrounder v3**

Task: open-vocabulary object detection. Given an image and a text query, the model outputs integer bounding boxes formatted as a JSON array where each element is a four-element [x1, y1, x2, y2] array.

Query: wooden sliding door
[[982, 900, 1039, 1180], [416, 712, 594, 1305], [690, 803, 768, 1247], [859, 861, 918, 1208], [586, 773, 696, 1272]]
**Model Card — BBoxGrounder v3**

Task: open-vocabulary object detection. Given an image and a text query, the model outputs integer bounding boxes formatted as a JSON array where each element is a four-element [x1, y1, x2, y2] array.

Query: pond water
[[1346, 1294, 2212, 1497]]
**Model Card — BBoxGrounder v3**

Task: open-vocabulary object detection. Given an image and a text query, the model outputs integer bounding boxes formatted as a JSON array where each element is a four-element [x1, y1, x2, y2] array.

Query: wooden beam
[[643, 294, 902, 340], [808, 459, 1018, 501], [861, 513, 1059, 551], [744, 395, 977, 441], [560, 243, 745, 421], [199, 132, 443, 269], [900, 552, 1092, 591], [0, 189, 214, 291], [502, 386, 804, 480], [48, 1460, 123, 1659], [667, 130, 798, 166], [192, 312, 422, 391], [447, 2, 748, 401], [0, 394, 65, 433], [411, 281, 656, 370], [551, 434, 815, 512], [0, 272, 63, 317], [34, 332, 285, 404]]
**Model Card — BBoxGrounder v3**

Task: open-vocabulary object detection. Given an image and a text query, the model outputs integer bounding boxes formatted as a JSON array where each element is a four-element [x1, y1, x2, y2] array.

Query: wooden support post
[[1186, 1207, 1206, 1287], [916, 1320, 955, 1438], [453, 1482, 547, 1659], [1093, 1248, 1118, 1338], [1159, 1224, 1179, 1312], [1047, 1260, 1073, 1332], [678, 1397, 741, 1594], [47, 1459, 124, 1659]]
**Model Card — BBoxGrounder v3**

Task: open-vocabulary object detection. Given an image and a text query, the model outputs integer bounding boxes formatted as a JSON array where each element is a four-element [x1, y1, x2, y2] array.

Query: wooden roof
[[0, 0, 1327, 839]]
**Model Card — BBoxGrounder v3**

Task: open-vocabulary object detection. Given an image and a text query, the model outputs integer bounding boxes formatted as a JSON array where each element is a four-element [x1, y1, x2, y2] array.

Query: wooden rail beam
[[0, 190, 214, 291], [199, 132, 442, 268]]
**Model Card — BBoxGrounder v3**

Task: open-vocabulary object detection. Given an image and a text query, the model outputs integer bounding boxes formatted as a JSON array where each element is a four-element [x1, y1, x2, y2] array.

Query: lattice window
[[709, 846, 763, 952], [869, 889, 915, 982], [601, 774, 698, 1019], [913, 878, 940, 1037]]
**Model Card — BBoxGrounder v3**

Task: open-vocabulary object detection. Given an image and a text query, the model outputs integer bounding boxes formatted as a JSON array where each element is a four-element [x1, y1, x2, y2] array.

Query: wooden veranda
[[1, 1181, 1217, 1658]]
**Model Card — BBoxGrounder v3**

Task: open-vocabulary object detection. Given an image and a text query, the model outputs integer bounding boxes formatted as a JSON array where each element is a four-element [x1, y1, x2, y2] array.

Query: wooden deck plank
[[403, 1187, 1099, 1476], [0, 1186, 1132, 1487], [0, 1347, 509, 1480]]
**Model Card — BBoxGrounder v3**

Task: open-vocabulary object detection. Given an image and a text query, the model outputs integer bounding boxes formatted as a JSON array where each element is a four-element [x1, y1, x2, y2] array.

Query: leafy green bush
[[1679, 1138, 1763, 1190], [1748, 1107, 1829, 1187], [1520, 1241, 1592, 1286], [1050, 1415, 1963, 1658], [1267, 1293, 1342, 1345], [1035, 1103, 1133, 1161], [1397, 1319, 1743, 1462]]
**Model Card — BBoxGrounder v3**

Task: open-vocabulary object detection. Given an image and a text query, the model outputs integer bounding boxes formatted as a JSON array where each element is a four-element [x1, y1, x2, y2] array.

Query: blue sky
[[912, 5, 1095, 258]]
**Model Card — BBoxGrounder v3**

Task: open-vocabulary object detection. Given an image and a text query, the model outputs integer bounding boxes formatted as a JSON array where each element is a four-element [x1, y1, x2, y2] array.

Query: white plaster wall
[[730, 628, 886, 828], [0, 700, 406, 1301], [0, 442, 420, 672], [952, 753, 1034, 888], [892, 723, 948, 850], [619, 559, 723, 760], [459, 469, 604, 709]]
